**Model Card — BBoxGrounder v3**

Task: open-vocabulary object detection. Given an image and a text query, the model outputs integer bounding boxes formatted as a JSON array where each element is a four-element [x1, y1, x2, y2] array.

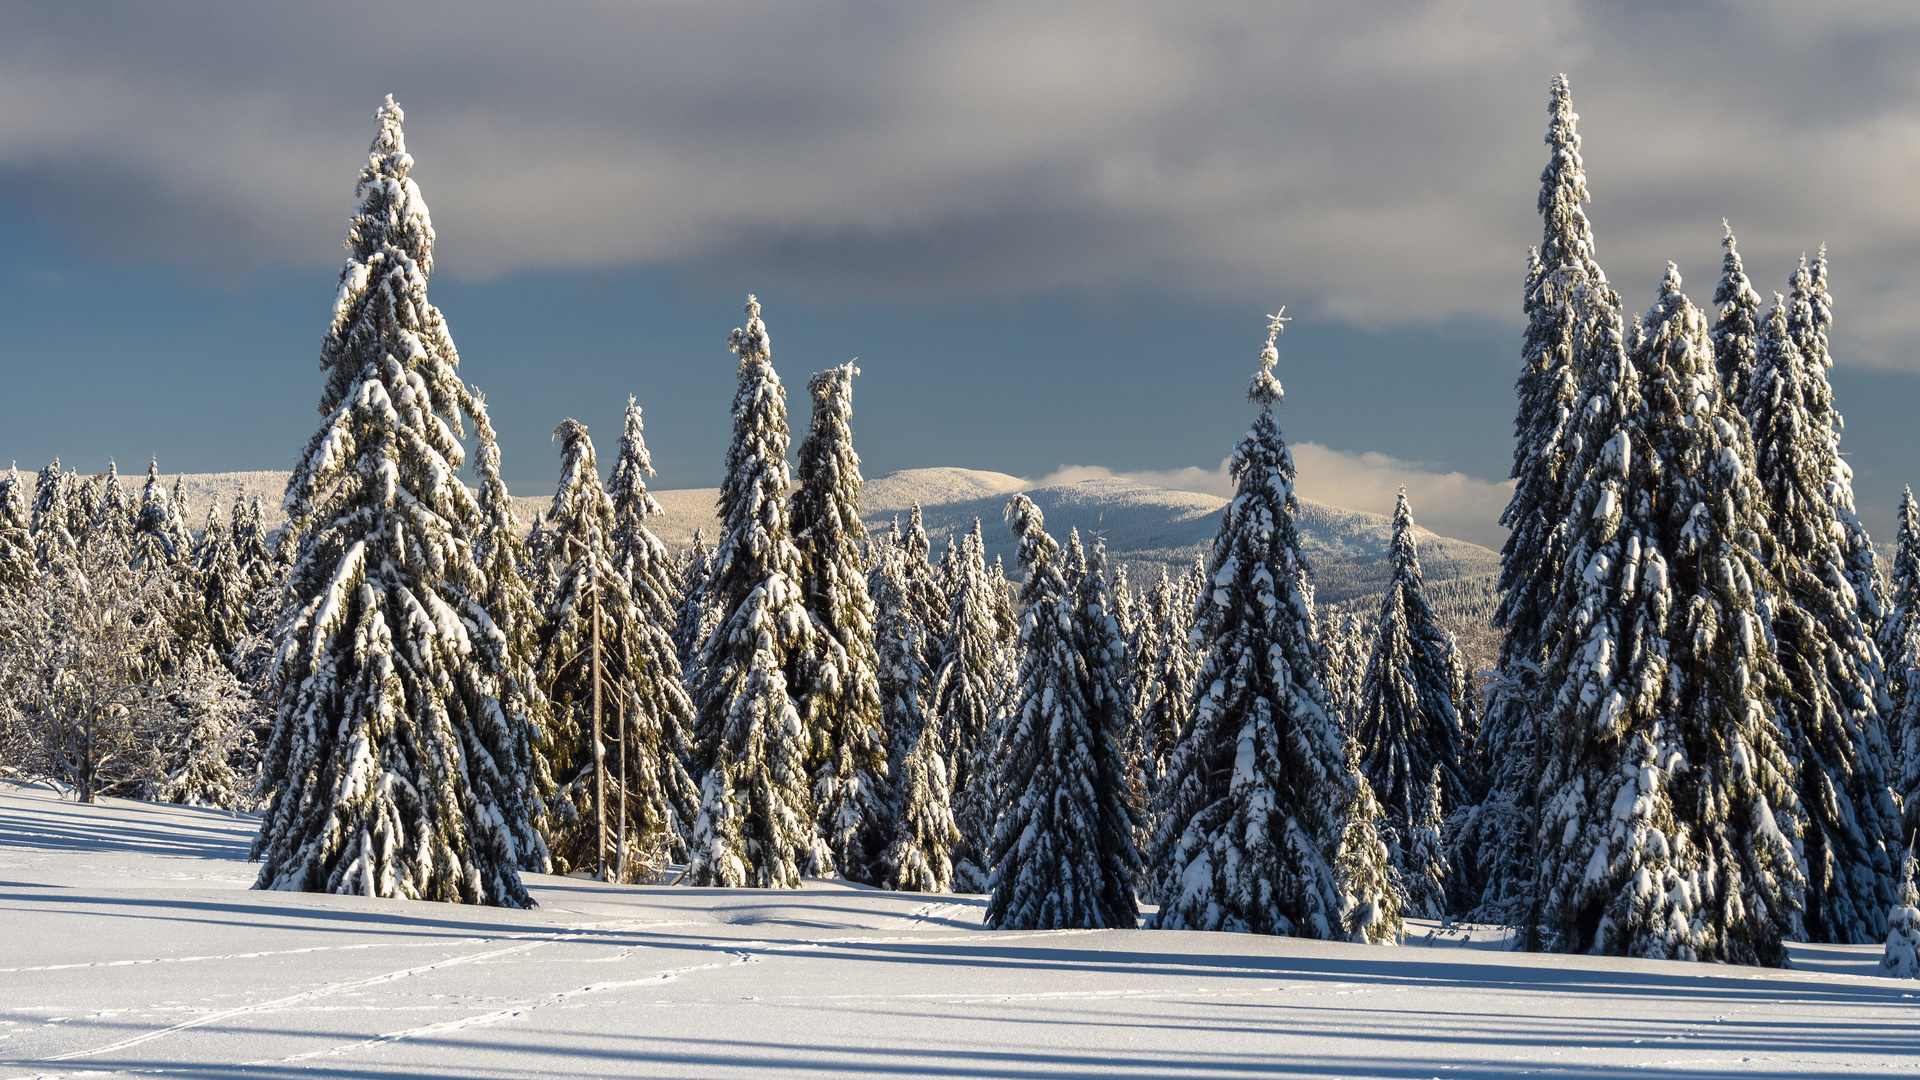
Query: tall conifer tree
[[1152, 313, 1383, 939], [132, 459, 192, 571], [1882, 488, 1920, 849], [986, 496, 1139, 929], [687, 297, 822, 887], [31, 460, 76, 571], [1469, 75, 1623, 921], [936, 518, 1009, 892], [471, 395, 553, 872], [789, 364, 888, 881], [1747, 276, 1902, 943], [0, 467, 34, 600], [253, 97, 533, 906], [1354, 491, 1467, 917], [90, 460, 136, 552], [1533, 266, 1802, 962], [605, 396, 702, 865], [1711, 224, 1764, 409], [536, 420, 695, 876]]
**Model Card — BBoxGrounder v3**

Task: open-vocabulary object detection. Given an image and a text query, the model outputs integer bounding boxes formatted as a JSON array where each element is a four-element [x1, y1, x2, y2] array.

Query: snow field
[[3, 782, 1916, 1079]]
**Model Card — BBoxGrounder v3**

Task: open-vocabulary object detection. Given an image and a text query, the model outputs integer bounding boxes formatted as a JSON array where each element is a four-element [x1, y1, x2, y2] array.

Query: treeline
[[0, 459, 274, 805], [6, 81, 1919, 968], [1453, 75, 1920, 963]]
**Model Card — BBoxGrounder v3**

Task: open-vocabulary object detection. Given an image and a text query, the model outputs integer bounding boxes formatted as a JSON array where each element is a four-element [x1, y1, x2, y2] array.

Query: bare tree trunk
[[592, 566, 606, 882]]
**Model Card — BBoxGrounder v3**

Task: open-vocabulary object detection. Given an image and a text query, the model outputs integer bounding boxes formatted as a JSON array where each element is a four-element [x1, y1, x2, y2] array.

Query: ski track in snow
[[4, 782, 1919, 1079]]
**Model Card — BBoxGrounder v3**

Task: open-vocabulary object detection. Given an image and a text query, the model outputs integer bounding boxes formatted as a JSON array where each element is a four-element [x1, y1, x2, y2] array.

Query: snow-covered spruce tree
[[1884, 850, 1920, 978], [31, 460, 76, 571], [1354, 490, 1468, 918], [229, 494, 286, 686], [1884, 489, 1920, 849], [1645, 265, 1803, 964], [1318, 604, 1371, 735], [788, 364, 888, 882], [1335, 754, 1404, 945], [190, 502, 254, 666], [687, 296, 822, 888], [1152, 312, 1379, 939], [1121, 566, 1160, 730], [1534, 266, 1803, 963], [986, 495, 1139, 928], [66, 470, 99, 546], [897, 504, 950, 665], [1076, 531, 1150, 906], [470, 395, 553, 873], [1136, 564, 1202, 779], [151, 646, 264, 810], [881, 715, 961, 892], [935, 518, 1008, 891], [605, 395, 702, 868], [1526, 279, 1676, 956], [536, 419, 694, 877], [89, 460, 136, 553], [132, 459, 192, 571], [1712, 223, 1765, 412], [867, 533, 933, 871], [1467, 74, 1623, 923], [673, 528, 719, 679], [1746, 278, 1902, 943], [1798, 248, 1884, 647], [0, 467, 35, 601], [252, 97, 533, 907]]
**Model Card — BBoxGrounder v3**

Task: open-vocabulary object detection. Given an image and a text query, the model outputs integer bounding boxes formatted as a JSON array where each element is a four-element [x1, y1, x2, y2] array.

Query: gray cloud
[[3, 2, 1919, 363]]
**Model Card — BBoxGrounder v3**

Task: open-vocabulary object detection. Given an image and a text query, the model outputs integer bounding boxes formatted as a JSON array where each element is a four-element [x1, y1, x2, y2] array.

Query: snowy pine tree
[[1883, 488, 1920, 850], [1136, 564, 1202, 780], [1318, 604, 1371, 734], [687, 296, 821, 888], [986, 495, 1139, 928], [0, 467, 35, 601], [31, 460, 76, 570], [89, 460, 136, 553], [936, 518, 1009, 892], [470, 395, 554, 873], [1711, 223, 1765, 411], [1746, 273, 1902, 943], [1532, 266, 1803, 963], [132, 459, 192, 571], [1335, 756, 1404, 944], [1354, 490, 1468, 918], [1152, 312, 1377, 938], [536, 419, 694, 878], [190, 502, 253, 665], [1467, 74, 1624, 923], [605, 395, 702, 870], [673, 529, 720, 679], [252, 97, 534, 907], [1884, 850, 1920, 978], [881, 709, 961, 893], [789, 364, 888, 882]]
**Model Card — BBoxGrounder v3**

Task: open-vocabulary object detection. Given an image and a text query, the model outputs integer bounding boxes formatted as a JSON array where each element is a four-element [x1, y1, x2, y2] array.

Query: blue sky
[[1, 3, 1916, 547]]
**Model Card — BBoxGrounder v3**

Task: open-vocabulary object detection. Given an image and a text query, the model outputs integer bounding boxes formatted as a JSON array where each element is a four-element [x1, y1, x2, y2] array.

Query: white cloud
[[1038, 443, 1514, 550]]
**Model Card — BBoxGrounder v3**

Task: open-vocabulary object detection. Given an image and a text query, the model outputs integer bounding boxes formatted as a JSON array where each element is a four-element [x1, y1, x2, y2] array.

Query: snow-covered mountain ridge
[[148, 466, 1502, 625]]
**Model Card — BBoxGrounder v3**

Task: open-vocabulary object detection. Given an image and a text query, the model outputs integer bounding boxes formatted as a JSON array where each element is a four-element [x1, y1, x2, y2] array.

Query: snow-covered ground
[[2, 783, 1913, 1078]]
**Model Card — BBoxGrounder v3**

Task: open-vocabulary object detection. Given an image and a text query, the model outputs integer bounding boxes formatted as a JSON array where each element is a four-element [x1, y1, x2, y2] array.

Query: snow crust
[[5, 781, 1917, 1078]]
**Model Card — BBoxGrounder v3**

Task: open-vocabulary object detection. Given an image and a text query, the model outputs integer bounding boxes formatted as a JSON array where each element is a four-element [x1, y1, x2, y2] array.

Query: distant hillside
[[151, 465, 1502, 628], [621, 468, 1500, 628]]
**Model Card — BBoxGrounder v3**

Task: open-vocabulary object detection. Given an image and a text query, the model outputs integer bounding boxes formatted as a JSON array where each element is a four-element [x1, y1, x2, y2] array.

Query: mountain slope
[[135, 467, 1503, 627]]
